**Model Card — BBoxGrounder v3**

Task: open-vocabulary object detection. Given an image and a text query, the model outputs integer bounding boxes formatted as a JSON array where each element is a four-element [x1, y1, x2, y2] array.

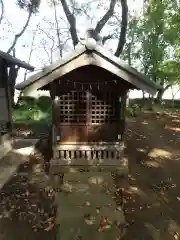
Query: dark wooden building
[[0, 50, 34, 157], [16, 36, 158, 174]]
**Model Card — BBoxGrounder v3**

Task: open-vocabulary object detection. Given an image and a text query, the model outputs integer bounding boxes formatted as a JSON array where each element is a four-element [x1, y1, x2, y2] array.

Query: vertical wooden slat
[[119, 90, 127, 142], [50, 83, 57, 147]]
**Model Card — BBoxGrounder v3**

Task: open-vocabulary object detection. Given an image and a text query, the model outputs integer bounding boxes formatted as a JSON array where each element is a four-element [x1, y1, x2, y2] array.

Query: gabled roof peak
[[79, 28, 103, 50]]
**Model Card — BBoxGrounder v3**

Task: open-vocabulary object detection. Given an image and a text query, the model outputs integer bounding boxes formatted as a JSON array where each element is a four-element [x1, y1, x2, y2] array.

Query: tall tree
[[6, 0, 41, 105], [0, 0, 4, 25], [7, 0, 41, 54], [50, 0, 128, 56]]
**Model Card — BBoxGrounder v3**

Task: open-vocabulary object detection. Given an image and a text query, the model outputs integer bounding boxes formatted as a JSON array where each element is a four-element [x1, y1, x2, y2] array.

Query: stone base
[[50, 160, 128, 176]]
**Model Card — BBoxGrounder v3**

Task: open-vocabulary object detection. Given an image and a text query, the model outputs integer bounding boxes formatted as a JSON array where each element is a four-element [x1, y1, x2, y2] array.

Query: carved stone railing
[[50, 142, 127, 174]]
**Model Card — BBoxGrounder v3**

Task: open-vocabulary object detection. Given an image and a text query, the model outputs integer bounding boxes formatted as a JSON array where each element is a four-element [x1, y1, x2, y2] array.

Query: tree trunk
[[95, 0, 117, 33], [7, 7, 33, 54], [52, 0, 62, 57], [9, 65, 20, 106], [0, 0, 4, 25], [155, 84, 170, 104], [115, 0, 128, 57], [60, 0, 78, 48]]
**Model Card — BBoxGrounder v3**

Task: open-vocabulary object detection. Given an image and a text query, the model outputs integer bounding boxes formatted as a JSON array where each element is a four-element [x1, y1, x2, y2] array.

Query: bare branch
[[95, 0, 117, 33], [52, 0, 62, 57], [23, 24, 40, 81], [102, 33, 114, 44], [115, 0, 128, 57], [7, 7, 33, 54], [0, 0, 4, 25], [60, 0, 78, 48], [42, 43, 52, 64]]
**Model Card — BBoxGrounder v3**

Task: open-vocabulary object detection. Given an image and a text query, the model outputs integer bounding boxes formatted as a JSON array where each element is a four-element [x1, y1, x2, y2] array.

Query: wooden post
[[50, 83, 57, 147], [0, 60, 13, 134], [118, 90, 127, 142]]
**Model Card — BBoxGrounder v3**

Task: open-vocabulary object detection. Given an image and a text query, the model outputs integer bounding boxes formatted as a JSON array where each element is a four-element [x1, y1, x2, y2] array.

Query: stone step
[[61, 172, 116, 194], [63, 171, 112, 182], [55, 191, 124, 222], [56, 216, 123, 240], [56, 213, 124, 240], [55, 190, 125, 239], [55, 171, 126, 239], [56, 190, 116, 207], [50, 164, 128, 175]]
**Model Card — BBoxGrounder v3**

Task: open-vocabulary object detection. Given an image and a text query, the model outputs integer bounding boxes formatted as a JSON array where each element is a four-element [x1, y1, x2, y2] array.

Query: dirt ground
[[0, 110, 180, 239], [116, 110, 180, 239]]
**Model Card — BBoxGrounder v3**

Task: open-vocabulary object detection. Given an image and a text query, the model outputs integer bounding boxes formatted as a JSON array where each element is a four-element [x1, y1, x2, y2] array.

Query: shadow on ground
[[0, 160, 56, 240], [114, 112, 180, 240]]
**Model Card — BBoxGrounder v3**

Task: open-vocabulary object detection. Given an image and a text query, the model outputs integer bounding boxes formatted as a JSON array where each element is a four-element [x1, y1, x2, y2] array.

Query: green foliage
[[16, 0, 41, 13], [122, 0, 180, 100], [159, 60, 180, 85], [172, 103, 180, 109], [36, 96, 52, 111], [13, 97, 52, 125], [126, 104, 143, 117]]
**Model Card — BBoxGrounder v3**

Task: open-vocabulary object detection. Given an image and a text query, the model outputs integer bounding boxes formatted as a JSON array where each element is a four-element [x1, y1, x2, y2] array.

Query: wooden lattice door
[[57, 90, 117, 143]]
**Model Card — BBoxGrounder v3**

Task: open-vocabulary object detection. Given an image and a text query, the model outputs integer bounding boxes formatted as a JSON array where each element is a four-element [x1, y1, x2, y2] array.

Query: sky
[[1, 0, 180, 99]]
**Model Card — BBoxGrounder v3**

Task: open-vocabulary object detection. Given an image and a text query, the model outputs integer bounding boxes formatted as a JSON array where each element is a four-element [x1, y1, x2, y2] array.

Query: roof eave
[[15, 43, 158, 95], [0, 50, 34, 71]]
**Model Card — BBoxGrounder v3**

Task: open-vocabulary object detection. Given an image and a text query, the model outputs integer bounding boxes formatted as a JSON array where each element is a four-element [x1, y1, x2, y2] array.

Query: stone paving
[[54, 171, 126, 239]]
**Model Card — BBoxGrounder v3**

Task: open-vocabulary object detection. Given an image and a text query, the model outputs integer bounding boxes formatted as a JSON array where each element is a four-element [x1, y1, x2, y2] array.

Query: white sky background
[[0, 0, 179, 99]]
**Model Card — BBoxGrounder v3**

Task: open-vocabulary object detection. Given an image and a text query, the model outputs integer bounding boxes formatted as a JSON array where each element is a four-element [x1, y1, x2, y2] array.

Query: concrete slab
[[0, 151, 27, 189], [56, 215, 123, 240], [0, 136, 13, 160], [55, 171, 126, 239], [0, 138, 39, 190]]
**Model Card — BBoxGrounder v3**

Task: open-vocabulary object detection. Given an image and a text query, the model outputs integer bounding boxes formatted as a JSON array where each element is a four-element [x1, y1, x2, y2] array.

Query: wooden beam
[[0, 50, 34, 71]]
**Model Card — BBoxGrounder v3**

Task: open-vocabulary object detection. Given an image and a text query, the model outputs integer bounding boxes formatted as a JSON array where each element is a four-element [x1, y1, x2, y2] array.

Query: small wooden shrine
[[0, 50, 34, 153], [16, 31, 158, 175]]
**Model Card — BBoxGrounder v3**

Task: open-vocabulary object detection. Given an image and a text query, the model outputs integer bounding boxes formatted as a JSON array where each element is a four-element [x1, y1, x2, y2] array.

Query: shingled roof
[[15, 38, 159, 95]]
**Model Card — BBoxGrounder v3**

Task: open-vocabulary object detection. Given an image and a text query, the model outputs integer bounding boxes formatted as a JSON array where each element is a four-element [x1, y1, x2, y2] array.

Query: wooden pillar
[[50, 83, 57, 146], [0, 60, 12, 135], [117, 90, 127, 143]]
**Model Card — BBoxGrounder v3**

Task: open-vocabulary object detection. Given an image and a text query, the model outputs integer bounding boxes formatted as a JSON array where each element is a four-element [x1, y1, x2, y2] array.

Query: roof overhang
[[0, 50, 34, 71], [16, 42, 159, 95]]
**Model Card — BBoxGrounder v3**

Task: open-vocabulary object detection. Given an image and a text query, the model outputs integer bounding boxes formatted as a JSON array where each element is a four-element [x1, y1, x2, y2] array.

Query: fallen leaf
[[96, 207, 101, 214], [84, 201, 91, 206], [45, 223, 54, 231], [177, 197, 180, 202], [84, 214, 95, 225]]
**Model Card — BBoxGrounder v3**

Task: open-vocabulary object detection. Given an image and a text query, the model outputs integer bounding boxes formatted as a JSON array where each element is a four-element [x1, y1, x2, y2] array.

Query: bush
[[36, 96, 51, 111], [126, 104, 143, 117], [13, 100, 52, 123], [174, 103, 180, 109]]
